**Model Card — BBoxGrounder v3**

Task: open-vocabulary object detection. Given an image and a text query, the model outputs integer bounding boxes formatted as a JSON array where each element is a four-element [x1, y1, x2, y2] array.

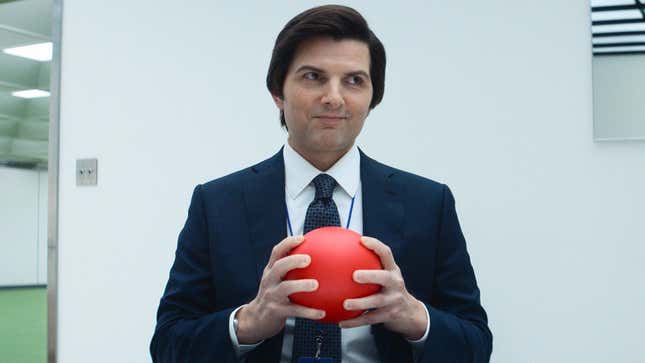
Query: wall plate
[[76, 158, 98, 186]]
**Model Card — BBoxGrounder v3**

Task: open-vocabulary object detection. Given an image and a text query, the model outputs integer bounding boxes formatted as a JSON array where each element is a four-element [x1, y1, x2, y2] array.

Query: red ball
[[285, 226, 382, 323]]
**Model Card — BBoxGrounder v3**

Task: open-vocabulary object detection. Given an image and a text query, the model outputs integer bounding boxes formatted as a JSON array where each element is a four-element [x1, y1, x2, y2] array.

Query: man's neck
[[287, 140, 352, 172]]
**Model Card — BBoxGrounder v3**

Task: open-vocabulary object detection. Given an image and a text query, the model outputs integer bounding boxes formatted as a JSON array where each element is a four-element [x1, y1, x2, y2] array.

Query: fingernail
[[339, 322, 346, 328], [311, 280, 318, 290], [303, 256, 310, 265], [353, 271, 362, 282], [318, 311, 326, 318], [344, 301, 352, 310]]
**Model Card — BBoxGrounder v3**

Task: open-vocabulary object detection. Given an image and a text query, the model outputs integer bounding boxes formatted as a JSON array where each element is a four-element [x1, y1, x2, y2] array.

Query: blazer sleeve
[[150, 184, 238, 363], [419, 185, 493, 362]]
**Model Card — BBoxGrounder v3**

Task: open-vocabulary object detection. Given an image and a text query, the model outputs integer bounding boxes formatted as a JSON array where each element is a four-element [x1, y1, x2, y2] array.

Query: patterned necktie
[[291, 174, 342, 363]]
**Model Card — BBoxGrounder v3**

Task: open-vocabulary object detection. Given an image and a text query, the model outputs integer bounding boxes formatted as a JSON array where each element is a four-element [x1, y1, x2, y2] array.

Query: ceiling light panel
[[593, 35, 645, 44], [593, 45, 645, 53], [12, 89, 50, 98], [591, 9, 643, 21], [2, 42, 52, 61], [591, 0, 639, 6], [592, 22, 645, 33]]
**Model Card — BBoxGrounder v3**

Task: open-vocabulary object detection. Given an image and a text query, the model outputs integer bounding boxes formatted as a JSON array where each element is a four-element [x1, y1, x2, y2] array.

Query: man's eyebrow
[[347, 70, 370, 79], [294, 65, 370, 79], [294, 65, 325, 74]]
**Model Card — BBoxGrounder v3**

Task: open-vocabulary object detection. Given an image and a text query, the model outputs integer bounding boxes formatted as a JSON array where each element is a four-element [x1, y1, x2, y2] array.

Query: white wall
[[58, 1, 645, 362], [0, 166, 48, 286]]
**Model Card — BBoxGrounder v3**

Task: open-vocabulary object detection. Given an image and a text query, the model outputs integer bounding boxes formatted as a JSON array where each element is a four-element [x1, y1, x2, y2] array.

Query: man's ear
[[271, 94, 284, 110]]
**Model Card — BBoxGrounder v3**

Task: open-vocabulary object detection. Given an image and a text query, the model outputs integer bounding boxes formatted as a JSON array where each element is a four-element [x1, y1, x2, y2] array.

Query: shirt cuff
[[229, 305, 264, 357], [406, 302, 431, 346]]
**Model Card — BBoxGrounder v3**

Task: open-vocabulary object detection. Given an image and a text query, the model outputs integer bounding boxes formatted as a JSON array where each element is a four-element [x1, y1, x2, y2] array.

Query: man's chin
[[311, 139, 352, 154]]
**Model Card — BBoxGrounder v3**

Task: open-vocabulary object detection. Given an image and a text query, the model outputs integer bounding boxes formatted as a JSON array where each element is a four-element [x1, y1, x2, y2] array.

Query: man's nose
[[320, 81, 345, 109]]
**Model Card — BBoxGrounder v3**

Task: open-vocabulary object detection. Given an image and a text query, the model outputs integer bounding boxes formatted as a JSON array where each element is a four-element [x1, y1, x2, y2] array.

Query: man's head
[[267, 6, 385, 126], [266, 5, 386, 167]]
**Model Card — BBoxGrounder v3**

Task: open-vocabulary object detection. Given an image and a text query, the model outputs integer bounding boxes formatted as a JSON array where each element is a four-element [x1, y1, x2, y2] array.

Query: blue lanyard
[[286, 195, 355, 237]]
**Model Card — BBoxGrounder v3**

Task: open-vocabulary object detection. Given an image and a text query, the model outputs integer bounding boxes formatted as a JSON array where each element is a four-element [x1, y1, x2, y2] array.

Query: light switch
[[76, 158, 98, 186]]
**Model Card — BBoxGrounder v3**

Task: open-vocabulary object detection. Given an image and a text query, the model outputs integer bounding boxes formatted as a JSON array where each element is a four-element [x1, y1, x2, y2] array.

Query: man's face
[[273, 37, 373, 160]]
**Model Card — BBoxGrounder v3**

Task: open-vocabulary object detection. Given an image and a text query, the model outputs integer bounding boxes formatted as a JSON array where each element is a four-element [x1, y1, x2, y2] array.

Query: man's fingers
[[286, 303, 326, 321], [278, 279, 319, 297], [265, 254, 310, 285], [339, 307, 391, 329], [352, 269, 392, 287], [266, 235, 304, 269], [343, 292, 392, 311], [361, 236, 397, 270]]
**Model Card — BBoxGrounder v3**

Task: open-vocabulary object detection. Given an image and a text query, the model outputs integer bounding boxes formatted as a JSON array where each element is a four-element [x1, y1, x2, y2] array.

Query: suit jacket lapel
[[243, 148, 287, 363], [360, 150, 412, 363], [243, 148, 288, 280], [360, 149, 404, 260]]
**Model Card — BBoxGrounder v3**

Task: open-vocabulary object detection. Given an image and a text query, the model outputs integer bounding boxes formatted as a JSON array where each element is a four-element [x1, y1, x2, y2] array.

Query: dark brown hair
[[266, 5, 386, 127]]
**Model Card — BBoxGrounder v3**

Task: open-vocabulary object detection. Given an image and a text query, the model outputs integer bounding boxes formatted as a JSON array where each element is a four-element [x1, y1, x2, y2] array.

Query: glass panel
[[591, 0, 645, 140], [0, 0, 52, 362]]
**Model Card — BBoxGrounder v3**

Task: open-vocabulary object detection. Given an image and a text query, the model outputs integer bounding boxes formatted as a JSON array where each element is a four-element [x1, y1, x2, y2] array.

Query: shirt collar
[[283, 142, 360, 200]]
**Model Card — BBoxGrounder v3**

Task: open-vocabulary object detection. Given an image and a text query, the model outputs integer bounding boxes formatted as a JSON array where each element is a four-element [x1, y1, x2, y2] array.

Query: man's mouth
[[314, 115, 348, 121]]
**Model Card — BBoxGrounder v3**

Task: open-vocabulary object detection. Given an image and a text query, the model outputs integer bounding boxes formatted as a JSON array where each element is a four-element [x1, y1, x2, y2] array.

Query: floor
[[0, 287, 46, 363]]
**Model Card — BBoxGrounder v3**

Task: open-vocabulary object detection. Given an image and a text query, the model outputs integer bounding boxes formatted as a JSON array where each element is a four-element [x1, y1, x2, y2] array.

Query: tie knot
[[312, 174, 337, 200]]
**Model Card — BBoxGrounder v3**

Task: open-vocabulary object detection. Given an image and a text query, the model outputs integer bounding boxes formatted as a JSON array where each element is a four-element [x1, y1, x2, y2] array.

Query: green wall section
[[0, 288, 46, 363]]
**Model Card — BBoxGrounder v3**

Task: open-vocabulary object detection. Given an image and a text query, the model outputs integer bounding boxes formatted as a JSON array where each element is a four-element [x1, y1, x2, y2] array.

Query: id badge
[[297, 358, 333, 363]]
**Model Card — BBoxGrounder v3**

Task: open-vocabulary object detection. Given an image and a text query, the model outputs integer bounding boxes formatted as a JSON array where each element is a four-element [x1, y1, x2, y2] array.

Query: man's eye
[[347, 76, 364, 86], [303, 72, 319, 80]]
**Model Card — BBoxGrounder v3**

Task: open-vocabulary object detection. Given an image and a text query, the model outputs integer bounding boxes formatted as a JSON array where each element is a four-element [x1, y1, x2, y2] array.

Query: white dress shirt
[[229, 143, 430, 362]]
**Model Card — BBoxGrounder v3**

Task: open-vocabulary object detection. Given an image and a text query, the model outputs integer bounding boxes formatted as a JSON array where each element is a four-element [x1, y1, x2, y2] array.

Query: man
[[151, 5, 492, 363]]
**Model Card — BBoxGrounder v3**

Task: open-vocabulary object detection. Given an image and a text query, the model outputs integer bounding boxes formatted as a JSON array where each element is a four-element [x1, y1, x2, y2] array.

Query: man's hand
[[339, 236, 428, 341], [235, 236, 326, 344]]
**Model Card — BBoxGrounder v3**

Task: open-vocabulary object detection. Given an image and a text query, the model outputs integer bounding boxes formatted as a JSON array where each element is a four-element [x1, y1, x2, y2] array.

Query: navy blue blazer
[[151, 149, 492, 363]]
